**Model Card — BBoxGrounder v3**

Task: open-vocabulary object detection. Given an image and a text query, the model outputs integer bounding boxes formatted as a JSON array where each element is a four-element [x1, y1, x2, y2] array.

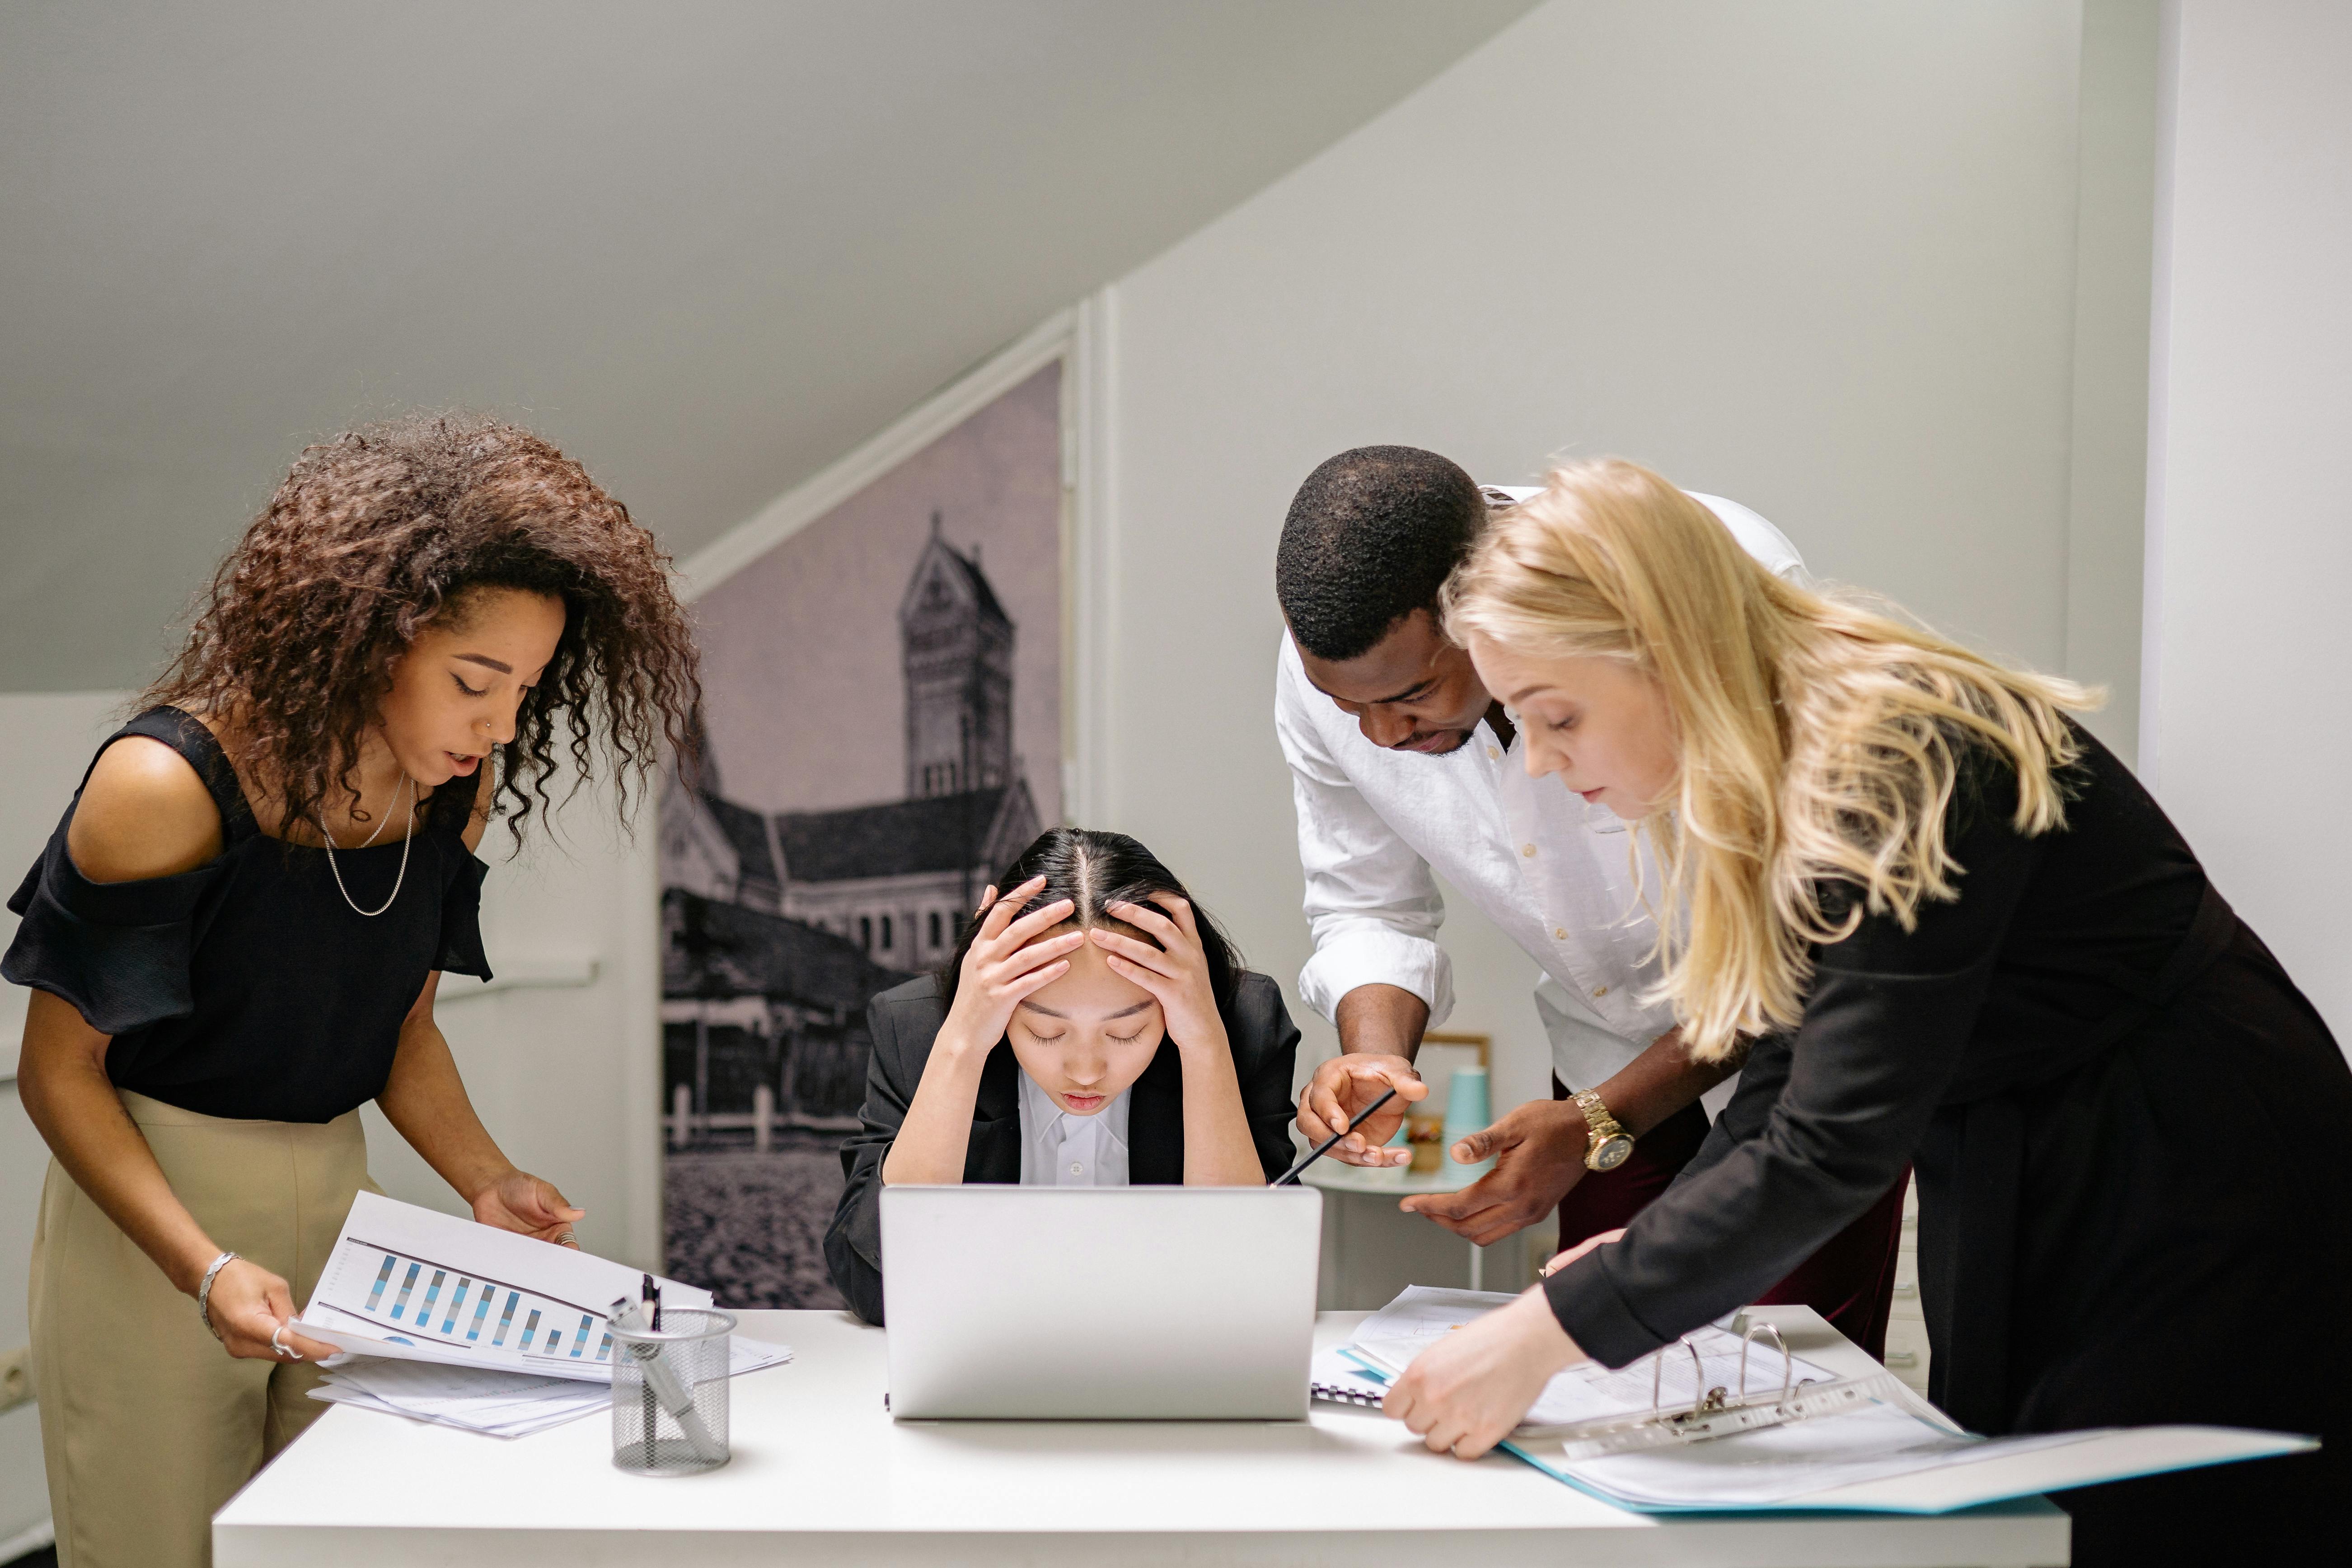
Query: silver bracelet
[[196, 1250, 239, 1342]]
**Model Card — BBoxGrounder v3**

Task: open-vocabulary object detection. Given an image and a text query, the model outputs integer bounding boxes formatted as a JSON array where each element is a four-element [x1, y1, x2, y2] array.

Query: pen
[[621, 1280, 724, 1465], [1270, 1085, 1401, 1186], [639, 1275, 656, 1469]]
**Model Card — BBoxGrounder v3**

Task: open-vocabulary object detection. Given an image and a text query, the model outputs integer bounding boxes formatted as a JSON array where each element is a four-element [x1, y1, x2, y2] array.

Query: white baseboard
[[0, 1516, 53, 1563]]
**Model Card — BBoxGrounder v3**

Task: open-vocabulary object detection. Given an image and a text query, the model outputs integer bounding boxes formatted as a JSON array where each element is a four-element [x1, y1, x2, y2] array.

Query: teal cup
[[1438, 1065, 1496, 1185]]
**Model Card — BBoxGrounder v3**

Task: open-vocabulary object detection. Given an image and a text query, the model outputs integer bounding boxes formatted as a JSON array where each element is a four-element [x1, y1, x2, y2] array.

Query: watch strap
[[1572, 1088, 1626, 1142]]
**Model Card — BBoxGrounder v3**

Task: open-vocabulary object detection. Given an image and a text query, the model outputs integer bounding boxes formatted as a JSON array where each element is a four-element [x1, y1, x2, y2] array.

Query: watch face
[[1591, 1134, 1635, 1172]]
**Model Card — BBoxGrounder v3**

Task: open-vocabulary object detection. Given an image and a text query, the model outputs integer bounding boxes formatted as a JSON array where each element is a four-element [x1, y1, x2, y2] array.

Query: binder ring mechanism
[[1551, 1320, 1905, 1462]]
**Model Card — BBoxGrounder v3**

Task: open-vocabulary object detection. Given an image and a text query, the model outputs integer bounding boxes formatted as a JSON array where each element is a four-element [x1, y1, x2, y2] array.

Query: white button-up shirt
[[1017, 1071, 1133, 1186], [1276, 491, 1808, 1098]]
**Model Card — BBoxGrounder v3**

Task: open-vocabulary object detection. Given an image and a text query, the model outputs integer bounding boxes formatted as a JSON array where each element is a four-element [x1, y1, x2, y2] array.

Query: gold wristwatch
[[1572, 1089, 1635, 1171]]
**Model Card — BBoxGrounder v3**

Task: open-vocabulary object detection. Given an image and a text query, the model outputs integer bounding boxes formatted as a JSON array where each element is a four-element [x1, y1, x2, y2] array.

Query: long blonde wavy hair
[[1441, 459, 2094, 1061]]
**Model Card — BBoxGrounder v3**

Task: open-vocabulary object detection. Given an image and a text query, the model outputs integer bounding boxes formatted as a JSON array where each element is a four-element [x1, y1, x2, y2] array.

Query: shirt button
[[1593, 985, 1610, 998], [1069, 1162, 1084, 1176], [1487, 745, 1500, 759], [1521, 843, 1536, 857], [1555, 928, 1568, 940]]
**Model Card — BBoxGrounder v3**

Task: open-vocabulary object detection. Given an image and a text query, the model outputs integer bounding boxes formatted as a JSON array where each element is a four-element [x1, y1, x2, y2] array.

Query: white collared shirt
[[1017, 1071, 1133, 1186], [1275, 491, 1808, 1098]]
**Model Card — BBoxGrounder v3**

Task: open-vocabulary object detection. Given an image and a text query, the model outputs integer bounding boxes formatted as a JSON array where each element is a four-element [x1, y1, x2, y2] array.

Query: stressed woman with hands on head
[[823, 828, 1303, 1325]]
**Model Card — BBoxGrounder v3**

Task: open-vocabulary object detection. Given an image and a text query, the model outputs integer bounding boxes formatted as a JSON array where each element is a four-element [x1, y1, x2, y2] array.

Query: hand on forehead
[[1018, 938, 1159, 1023]]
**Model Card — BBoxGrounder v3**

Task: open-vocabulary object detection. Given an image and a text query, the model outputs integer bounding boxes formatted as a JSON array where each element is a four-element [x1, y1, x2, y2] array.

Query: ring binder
[[1337, 1291, 1927, 1460], [1544, 1322, 1919, 1459], [1318, 1288, 2315, 1516], [1538, 1321, 1923, 1460]]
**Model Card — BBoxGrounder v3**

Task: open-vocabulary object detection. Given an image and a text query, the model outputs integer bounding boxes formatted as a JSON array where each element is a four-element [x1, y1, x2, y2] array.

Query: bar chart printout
[[296, 1191, 712, 1381], [333, 1245, 612, 1367]]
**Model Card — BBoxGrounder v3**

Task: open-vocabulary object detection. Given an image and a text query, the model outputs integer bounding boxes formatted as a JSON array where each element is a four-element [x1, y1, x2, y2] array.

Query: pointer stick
[[1271, 1085, 1401, 1186]]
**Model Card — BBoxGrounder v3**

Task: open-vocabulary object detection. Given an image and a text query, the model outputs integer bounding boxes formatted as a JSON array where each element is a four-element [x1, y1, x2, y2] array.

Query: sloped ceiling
[[0, 0, 1537, 688]]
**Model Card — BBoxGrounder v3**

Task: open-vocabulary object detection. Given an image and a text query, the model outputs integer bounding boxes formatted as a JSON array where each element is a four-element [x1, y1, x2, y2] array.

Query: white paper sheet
[[317, 1364, 610, 1438], [294, 1191, 715, 1382], [313, 1335, 795, 1438]]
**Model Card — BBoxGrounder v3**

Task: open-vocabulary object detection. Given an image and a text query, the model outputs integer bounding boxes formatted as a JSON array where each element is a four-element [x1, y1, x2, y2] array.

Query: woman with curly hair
[[6, 413, 698, 1568], [1382, 459, 2347, 1563]]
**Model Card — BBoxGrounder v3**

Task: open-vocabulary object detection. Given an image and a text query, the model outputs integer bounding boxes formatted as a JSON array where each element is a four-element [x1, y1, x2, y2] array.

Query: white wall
[[1093, 0, 2152, 1115], [2142, 0, 2352, 1046], [359, 790, 661, 1273], [2067, 0, 2161, 764], [0, 690, 134, 1541]]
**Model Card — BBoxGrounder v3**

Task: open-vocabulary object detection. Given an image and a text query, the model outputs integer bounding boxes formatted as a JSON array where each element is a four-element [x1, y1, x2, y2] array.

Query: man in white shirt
[[1274, 446, 1905, 1356]]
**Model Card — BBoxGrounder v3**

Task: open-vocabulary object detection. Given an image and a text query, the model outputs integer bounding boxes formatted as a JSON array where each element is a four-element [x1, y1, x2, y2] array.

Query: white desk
[[214, 1306, 2068, 1567]]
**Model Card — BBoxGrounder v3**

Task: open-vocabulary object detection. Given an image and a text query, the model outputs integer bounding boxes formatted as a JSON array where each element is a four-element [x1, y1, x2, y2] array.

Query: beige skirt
[[28, 1091, 376, 1568]]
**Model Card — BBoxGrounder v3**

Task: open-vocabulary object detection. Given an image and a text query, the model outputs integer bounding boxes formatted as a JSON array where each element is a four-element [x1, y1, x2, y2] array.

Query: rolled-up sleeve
[[1275, 645, 1454, 1027]]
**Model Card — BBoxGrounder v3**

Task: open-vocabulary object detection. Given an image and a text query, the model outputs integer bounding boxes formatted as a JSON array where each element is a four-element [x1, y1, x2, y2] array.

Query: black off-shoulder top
[[2, 707, 492, 1123]]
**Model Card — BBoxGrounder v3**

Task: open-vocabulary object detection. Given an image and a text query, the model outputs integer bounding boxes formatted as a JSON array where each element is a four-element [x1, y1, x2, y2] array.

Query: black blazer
[[824, 969, 1303, 1324]]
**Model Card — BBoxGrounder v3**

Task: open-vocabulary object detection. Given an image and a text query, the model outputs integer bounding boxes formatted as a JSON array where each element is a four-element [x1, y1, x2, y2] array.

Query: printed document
[[297, 1191, 714, 1382]]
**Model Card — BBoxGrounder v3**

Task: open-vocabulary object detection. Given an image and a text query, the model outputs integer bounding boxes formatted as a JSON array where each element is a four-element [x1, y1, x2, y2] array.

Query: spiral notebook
[[1309, 1345, 1392, 1409]]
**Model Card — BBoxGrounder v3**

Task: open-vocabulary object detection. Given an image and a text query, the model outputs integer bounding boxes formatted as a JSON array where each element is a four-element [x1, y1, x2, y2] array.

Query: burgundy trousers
[[1551, 1077, 1908, 1361]]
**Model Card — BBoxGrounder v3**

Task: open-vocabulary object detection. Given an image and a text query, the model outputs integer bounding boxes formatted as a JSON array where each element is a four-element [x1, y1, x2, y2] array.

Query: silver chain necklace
[[318, 773, 415, 917]]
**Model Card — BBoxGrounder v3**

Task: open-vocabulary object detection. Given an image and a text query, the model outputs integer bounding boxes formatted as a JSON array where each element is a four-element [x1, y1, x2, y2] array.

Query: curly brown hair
[[145, 412, 700, 843]]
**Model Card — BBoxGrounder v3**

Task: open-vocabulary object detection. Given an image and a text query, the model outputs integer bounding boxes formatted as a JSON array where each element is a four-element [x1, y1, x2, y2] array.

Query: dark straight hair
[[936, 828, 1246, 1019]]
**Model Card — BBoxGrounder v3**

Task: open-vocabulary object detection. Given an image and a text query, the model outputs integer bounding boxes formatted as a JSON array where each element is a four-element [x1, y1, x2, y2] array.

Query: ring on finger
[[269, 1324, 303, 1361]]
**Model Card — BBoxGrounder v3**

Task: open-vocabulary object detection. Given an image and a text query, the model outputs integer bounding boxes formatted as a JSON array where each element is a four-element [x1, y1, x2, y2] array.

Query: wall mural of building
[[659, 364, 1062, 1308]]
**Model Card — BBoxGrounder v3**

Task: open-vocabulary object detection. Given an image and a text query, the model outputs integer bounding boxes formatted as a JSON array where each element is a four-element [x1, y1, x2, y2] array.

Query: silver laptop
[[881, 1186, 1322, 1419]]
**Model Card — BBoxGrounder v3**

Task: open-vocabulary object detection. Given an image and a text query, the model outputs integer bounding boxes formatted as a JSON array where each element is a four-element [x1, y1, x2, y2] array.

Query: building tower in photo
[[904, 510, 1014, 800]]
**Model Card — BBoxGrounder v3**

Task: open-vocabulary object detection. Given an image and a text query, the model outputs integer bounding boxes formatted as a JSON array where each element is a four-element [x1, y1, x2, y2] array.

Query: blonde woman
[[1382, 460, 2347, 1565]]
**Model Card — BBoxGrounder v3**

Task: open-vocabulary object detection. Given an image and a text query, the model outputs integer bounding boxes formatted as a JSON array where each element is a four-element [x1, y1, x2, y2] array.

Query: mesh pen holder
[[612, 1307, 735, 1476]]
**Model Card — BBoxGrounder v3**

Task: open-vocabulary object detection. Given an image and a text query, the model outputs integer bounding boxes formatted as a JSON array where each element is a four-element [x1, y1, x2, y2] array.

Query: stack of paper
[[313, 1335, 796, 1438], [315, 1360, 615, 1437]]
